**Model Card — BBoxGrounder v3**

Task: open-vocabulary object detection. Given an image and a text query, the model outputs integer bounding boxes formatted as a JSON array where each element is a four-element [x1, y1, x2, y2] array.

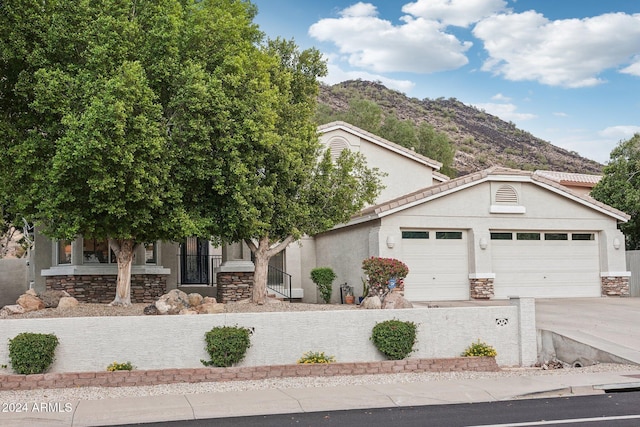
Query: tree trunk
[[250, 236, 269, 305], [108, 238, 137, 306], [246, 235, 295, 305]]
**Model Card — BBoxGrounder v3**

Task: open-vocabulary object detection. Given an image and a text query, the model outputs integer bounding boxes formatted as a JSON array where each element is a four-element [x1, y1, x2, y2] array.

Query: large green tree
[[0, 0, 271, 305], [591, 133, 640, 249], [191, 38, 384, 304]]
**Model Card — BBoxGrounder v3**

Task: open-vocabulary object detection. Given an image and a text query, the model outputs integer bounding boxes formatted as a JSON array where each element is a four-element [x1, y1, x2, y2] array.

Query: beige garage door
[[401, 230, 469, 301], [491, 232, 600, 298]]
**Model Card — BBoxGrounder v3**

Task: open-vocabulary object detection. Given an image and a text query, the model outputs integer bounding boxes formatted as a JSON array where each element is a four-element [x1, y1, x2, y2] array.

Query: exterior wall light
[[386, 235, 396, 249], [613, 238, 621, 250], [479, 237, 488, 250]]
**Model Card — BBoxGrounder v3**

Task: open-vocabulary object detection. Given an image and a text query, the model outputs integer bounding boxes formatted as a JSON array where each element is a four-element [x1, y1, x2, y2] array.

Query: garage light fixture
[[613, 238, 621, 250], [386, 235, 396, 249], [479, 237, 488, 250]]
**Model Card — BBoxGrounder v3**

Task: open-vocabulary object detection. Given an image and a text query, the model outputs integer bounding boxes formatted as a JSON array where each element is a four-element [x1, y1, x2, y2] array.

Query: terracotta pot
[[345, 295, 355, 304]]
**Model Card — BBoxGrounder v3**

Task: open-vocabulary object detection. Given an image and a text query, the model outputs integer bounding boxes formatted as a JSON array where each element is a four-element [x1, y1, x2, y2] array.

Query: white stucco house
[[31, 121, 631, 303]]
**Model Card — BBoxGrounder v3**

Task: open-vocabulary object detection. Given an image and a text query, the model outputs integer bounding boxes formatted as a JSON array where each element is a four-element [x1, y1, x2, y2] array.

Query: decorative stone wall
[[470, 278, 494, 299], [0, 357, 500, 391], [45, 275, 166, 303], [216, 272, 254, 303], [601, 276, 630, 297]]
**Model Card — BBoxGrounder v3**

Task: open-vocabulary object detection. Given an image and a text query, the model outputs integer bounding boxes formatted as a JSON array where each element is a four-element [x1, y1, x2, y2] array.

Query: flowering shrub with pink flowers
[[361, 257, 409, 298]]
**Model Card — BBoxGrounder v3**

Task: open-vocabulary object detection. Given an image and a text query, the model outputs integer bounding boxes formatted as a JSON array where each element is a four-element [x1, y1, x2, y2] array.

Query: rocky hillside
[[318, 80, 603, 176]]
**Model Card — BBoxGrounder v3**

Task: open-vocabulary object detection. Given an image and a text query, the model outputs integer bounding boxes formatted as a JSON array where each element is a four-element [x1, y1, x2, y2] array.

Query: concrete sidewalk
[[4, 369, 640, 427]]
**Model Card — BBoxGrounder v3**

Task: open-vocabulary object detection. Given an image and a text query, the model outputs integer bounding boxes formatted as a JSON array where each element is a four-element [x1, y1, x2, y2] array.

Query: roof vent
[[329, 137, 349, 161], [495, 185, 518, 204]]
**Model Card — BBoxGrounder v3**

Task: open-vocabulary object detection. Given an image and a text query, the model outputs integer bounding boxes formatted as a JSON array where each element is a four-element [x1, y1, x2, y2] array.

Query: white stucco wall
[[314, 222, 381, 301], [0, 299, 536, 372], [319, 128, 436, 204]]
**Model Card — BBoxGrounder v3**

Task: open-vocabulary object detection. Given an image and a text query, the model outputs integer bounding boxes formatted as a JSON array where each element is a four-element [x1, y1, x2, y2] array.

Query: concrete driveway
[[536, 298, 640, 365]]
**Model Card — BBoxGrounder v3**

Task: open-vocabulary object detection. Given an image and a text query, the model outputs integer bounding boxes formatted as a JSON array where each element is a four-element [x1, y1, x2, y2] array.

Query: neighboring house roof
[[347, 166, 629, 226], [534, 170, 602, 188], [318, 121, 444, 172]]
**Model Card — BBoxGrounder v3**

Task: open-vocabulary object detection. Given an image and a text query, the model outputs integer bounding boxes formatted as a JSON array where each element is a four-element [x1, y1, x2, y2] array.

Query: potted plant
[[310, 267, 336, 304], [341, 283, 355, 304]]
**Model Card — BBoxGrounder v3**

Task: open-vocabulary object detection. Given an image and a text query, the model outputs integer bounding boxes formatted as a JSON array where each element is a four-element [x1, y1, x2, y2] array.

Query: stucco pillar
[[469, 228, 495, 299], [510, 297, 537, 367], [599, 229, 631, 296]]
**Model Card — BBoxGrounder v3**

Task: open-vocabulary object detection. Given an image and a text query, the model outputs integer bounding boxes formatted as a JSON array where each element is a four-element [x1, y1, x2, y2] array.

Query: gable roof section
[[349, 166, 629, 226], [534, 170, 602, 188], [318, 121, 444, 172]]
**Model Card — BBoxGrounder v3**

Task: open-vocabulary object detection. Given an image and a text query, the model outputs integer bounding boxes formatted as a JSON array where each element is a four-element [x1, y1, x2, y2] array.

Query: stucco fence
[[0, 298, 536, 374], [0, 258, 29, 307]]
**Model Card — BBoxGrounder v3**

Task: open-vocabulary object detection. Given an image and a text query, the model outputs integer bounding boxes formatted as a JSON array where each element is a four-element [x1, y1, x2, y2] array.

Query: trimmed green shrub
[[362, 257, 409, 297], [462, 340, 497, 357], [297, 351, 336, 364], [201, 326, 252, 367], [371, 319, 417, 360], [8, 332, 59, 374], [310, 267, 336, 303]]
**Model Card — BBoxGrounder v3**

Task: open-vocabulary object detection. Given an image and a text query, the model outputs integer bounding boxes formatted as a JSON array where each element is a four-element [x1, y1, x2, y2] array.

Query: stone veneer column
[[601, 275, 630, 296], [469, 276, 494, 299], [215, 242, 255, 303]]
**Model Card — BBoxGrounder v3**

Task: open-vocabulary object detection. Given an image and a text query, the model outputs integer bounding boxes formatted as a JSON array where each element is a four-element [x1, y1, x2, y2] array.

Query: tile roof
[[353, 166, 629, 222], [318, 121, 443, 171], [534, 170, 602, 187]]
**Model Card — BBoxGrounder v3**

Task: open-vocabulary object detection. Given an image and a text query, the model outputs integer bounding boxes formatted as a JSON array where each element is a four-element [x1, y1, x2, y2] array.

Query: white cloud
[[473, 11, 640, 87], [473, 102, 536, 122], [553, 112, 568, 117], [402, 0, 507, 28], [620, 57, 640, 76], [321, 57, 416, 93], [599, 125, 640, 140], [308, 2, 472, 74], [491, 93, 510, 102]]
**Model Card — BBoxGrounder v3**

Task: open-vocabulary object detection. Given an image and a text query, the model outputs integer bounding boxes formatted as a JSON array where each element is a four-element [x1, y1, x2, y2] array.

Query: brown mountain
[[318, 80, 603, 176]]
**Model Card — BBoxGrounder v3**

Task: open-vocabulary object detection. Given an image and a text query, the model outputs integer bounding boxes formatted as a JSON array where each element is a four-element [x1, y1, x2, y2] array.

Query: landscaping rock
[[0, 304, 25, 316], [143, 304, 159, 315], [17, 293, 45, 312], [361, 295, 382, 309], [187, 293, 204, 307], [155, 289, 190, 315], [382, 292, 413, 309], [179, 308, 198, 315], [25, 288, 38, 297], [203, 296, 217, 304], [57, 296, 79, 309], [197, 302, 225, 314], [39, 290, 71, 308]]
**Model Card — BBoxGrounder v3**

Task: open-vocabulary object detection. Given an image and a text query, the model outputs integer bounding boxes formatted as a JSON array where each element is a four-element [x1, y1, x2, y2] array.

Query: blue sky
[[251, 0, 640, 164]]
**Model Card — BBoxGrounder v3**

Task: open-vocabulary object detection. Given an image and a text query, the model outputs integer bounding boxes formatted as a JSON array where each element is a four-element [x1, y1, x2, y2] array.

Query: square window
[[545, 233, 568, 241], [145, 243, 157, 264], [490, 232, 512, 240], [402, 231, 429, 239], [572, 233, 594, 241], [57, 240, 72, 264], [516, 233, 540, 240], [436, 231, 462, 239]]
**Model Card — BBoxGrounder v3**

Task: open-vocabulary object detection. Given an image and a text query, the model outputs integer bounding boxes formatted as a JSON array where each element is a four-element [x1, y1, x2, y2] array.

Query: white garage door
[[401, 230, 469, 301], [491, 232, 600, 298]]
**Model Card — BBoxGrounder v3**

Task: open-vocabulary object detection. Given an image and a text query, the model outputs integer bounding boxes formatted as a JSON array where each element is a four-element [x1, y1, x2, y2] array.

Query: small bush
[[8, 332, 59, 374], [371, 319, 417, 360], [201, 326, 252, 367], [362, 257, 409, 297], [462, 340, 497, 357], [106, 361, 134, 371], [310, 267, 336, 303], [297, 351, 336, 364]]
